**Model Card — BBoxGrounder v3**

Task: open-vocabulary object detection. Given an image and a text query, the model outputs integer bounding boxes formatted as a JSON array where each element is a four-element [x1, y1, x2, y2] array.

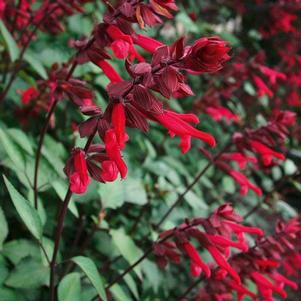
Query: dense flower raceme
[[194, 50, 290, 126], [11, 0, 224, 193], [66, 36, 231, 193], [197, 1, 301, 137], [60, 19, 230, 193], [194, 218, 301, 301], [216, 111, 295, 196], [1, 0, 87, 45], [154, 204, 265, 282], [199, 110, 295, 197]]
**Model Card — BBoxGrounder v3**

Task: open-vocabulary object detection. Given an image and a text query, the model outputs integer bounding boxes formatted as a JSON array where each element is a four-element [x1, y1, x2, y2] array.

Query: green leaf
[[276, 201, 297, 219], [141, 259, 161, 293], [0, 256, 9, 286], [72, 256, 107, 301], [0, 20, 20, 62], [110, 284, 131, 301], [7, 128, 34, 156], [124, 178, 147, 206], [0, 287, 24, 301], [284, 159, 297, 176], [2, 239, 41, 265], [24, 52, 48, 79], [124, 274, 139, 300], [3, 176, 43, 240], [0, 128, 25, 170], [176, 12, 198, 33], [111, 229, 143, 279], [98, 181, 125, 209], [244, 81, 256, 96], [5, 258, 49, 289], [42, 147, 65, 178], [222, 176, 236, 194], [58, 273, 81, 301], [0, 207, 8, 250]]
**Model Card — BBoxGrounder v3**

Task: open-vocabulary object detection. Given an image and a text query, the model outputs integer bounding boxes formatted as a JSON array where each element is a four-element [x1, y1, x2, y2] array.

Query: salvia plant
[[0, 0, 301, 301]]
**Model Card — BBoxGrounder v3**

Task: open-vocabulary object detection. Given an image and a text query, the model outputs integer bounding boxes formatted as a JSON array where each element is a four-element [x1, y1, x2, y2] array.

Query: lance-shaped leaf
[[3, 176, 43, 240], [72, 256, 107, 301], [58, 273, 81, 301], [0, 20, 20, 62]]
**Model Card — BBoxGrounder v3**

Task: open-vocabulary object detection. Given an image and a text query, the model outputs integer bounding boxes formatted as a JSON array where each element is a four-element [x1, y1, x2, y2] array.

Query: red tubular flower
[[91, 59, 122, 83], [250, 140, 285, 166], [270, 272, 298, 291], [259, 65, 286, 85], [100, 160, 119, 182], [18, 86, 39, 105], [104, 129, 128, 179], [251, 272, 287, 299], [133, 34, 164, 53], [228, 170, 262, 196], [221, 152, 257, 170], [112, 103, 127, 149], [182, 242, 211, 278], [288, 91, 301, 107], [0, 1, 5, 19], [68, 149, 91, 194], [183, 37, 231, 74], [206, 244, 241, 284], [207, 234, 248, 252], [222, 220, 264, 237], [206, 106, 240, 124], [154, 110, 216, 153], [252, 75, 273, 97], [106, 25, 143, 61], [228, 281, 257, 301]]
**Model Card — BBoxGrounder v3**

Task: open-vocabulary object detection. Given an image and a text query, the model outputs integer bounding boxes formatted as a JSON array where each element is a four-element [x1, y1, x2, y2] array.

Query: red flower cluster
[[154, 204, 264, 282], [2, 1, 87, 45], [53, 0, 230, 193], [195, 218, 301, 301], [212, 110, 295, 196]]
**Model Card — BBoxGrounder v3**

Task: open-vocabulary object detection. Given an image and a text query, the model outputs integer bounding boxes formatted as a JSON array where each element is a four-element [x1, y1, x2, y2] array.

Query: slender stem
[[106, 246, 153, 290], [178, 277, 204, 301], [244, 170, 301, 219], [155, 141, 232, 229], [49, 188, 72, 301], [33, 99, 58, 209], [90, 223, 199, 301]]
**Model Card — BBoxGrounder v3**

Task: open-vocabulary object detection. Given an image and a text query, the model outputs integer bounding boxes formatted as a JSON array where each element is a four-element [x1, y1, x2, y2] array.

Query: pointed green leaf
[[110, 284, 131, 301], [124, 274, 139, 300], [0, 128, 25, 170], [58, 273, 81, 301], [2, 239, 40, 265], [24, 52, 47, 79], [5, 258, 49, 289], [0, 207, 8, 250], [7, 129, 34, 156], [3, 176, 42, 240], [0, 20, 20, 62], [111, 229, 143, 279], [72, 256, 107, 301]]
